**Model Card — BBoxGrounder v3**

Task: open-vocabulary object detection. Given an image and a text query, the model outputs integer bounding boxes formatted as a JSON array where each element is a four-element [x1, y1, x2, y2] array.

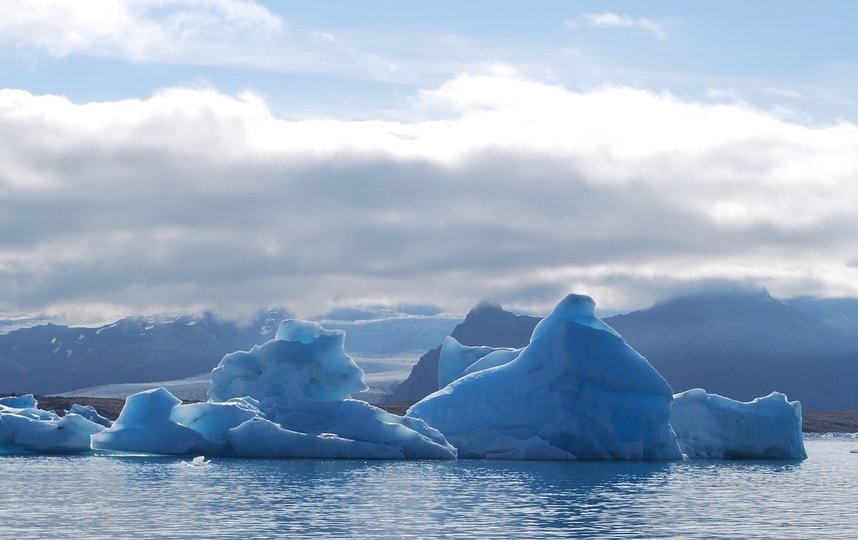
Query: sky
[[2, 0, 858, 323]]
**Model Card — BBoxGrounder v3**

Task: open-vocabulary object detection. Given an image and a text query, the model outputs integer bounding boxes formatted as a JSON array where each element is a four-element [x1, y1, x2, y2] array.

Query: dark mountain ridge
[[0, 308, 460, 396], [605, 290, 858, 409], [5, 290, 858, 409], [389, 290, 858, 409], [0, 311, 288, 395], [387, 301, 541, 403]]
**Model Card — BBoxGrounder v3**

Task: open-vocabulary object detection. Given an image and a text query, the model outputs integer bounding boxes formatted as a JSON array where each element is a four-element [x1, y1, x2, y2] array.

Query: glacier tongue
[[407, 294, 684, 460]]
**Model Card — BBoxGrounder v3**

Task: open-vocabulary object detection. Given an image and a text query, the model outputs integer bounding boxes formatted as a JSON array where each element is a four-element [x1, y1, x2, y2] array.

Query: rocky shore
[[801, 410, 858, 433]]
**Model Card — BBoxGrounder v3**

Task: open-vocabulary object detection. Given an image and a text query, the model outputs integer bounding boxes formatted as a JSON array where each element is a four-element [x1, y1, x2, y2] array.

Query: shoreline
[[3, 394, 857, 433]]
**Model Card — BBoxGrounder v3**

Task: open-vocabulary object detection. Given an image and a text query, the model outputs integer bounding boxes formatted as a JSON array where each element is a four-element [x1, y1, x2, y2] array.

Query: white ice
[[407, 294, 683, 460], [671, 388, 807, 459]]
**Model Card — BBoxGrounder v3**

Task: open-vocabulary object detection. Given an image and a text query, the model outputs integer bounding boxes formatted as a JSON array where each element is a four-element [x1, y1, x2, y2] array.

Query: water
[[1, 436, 855, 539]]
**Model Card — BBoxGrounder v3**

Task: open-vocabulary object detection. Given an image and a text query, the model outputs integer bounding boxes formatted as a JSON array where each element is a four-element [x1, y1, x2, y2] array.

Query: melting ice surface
[[2, 294, 806, 461]]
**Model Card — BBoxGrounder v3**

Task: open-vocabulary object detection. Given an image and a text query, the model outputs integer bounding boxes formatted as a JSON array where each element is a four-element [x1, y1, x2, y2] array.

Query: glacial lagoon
[[0, 435, 855, 539]]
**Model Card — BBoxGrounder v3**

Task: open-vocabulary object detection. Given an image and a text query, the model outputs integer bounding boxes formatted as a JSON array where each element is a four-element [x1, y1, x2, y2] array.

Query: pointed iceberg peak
[[531, 293, 620, 341]]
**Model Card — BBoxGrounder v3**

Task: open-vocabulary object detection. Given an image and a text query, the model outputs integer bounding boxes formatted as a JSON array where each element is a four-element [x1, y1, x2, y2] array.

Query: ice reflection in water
[[0, 437, 854, 539]]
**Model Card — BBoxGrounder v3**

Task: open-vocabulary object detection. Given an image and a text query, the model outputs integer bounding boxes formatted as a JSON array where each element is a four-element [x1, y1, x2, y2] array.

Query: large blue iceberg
[[408, 294, 684, 460], [93, 320, 456, 459]]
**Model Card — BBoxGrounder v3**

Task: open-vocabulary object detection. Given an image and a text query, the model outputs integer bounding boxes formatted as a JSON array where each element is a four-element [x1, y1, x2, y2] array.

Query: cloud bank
[[2, 75, 857, 321]]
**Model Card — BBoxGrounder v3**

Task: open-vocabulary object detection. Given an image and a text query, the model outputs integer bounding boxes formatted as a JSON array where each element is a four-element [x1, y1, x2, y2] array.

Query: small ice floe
[[189, 455, 211, 466]]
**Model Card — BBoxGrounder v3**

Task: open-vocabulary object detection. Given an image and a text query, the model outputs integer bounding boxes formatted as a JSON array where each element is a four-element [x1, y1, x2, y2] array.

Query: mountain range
[[0, 311, 287, 395], [0, 309, 459, 396], [607, 290, 858, 409], [3, 289, 858, 410]]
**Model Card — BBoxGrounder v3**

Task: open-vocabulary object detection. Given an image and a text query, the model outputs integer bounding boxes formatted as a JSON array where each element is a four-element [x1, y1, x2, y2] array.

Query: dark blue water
[[0, 436, 855, 539]]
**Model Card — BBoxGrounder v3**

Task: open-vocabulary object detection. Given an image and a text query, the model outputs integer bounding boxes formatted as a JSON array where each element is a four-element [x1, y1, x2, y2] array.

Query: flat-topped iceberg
[[94, 320, 456, 459], [671, 388, 807, 459], [408, 294, 684, 460]]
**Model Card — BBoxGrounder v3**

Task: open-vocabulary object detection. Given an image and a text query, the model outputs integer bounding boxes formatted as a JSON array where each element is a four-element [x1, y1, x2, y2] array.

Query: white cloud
[[0, 1, 431, 84], [311, 31, 337, 43], [0, 0, 282, 60], [1, 75, 858, 322], [567, 12, 668, 41]]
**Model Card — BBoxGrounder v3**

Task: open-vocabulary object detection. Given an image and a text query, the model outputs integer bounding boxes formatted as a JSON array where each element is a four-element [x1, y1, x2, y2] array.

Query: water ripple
[[0, 438, 855, 539]]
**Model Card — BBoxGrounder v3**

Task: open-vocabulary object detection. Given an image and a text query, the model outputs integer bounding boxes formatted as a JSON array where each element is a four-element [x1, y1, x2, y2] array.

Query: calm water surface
[[1, 435, 855, 539]]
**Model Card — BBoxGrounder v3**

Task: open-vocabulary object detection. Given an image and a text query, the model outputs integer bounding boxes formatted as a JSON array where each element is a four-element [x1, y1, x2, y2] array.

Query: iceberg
[[227, 417, 405, 459], [94, 320, 456, 459], [436, 337, 520, 388], [1, 296, 808, 461], [671, 388, 807, 459], [68, 404, 112, 428], [407, 294, 683, 460], [209, 319, 367, 403], [1, 395, 106, 454], [3, 413, 105, 454], [91, 388, 216, 455], [268, 399, 455, 460], [0, 394, 38, 409]]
